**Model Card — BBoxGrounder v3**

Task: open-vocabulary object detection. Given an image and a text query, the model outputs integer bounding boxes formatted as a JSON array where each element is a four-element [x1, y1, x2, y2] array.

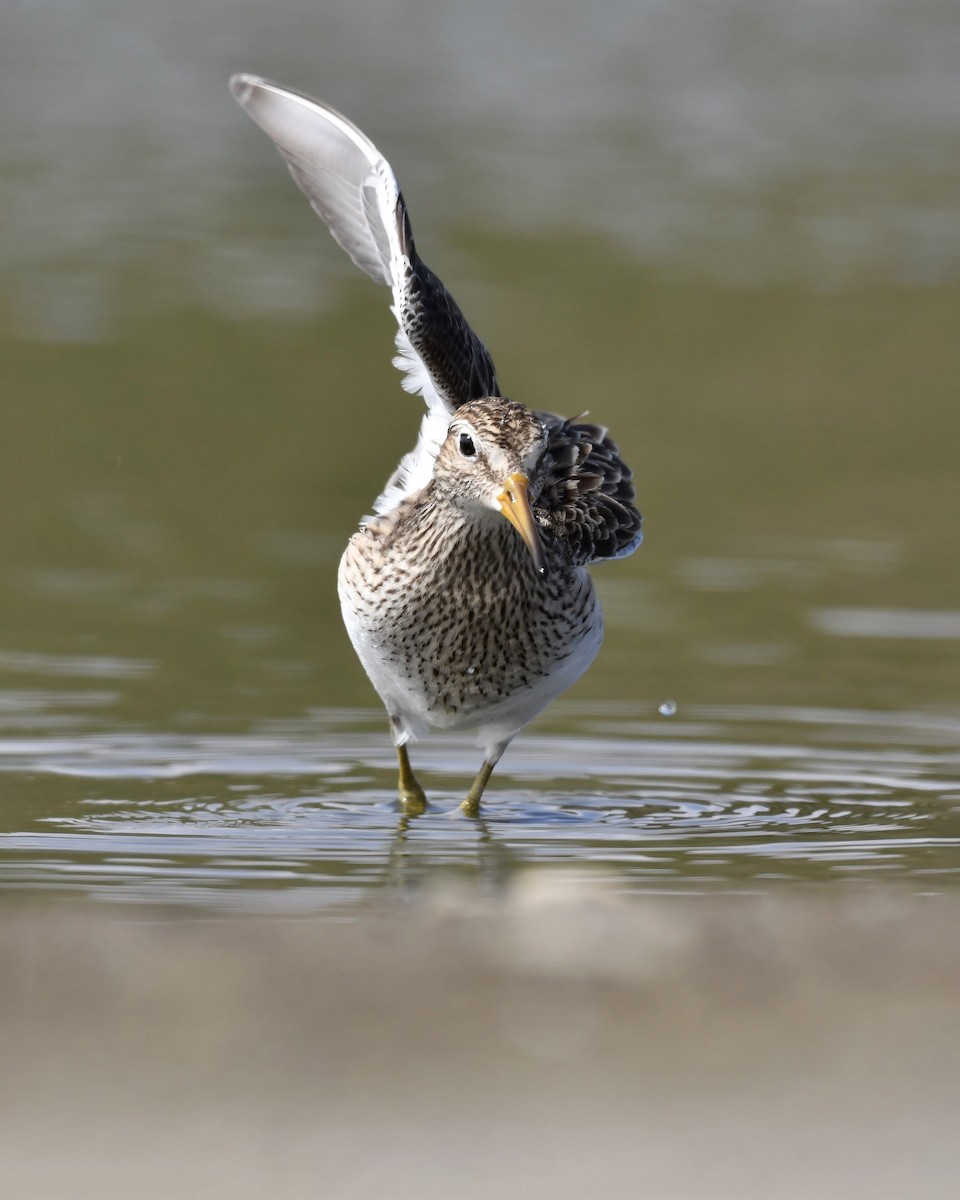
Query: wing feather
[[536, 416, 643, 567], [230, 74, 500, 513]]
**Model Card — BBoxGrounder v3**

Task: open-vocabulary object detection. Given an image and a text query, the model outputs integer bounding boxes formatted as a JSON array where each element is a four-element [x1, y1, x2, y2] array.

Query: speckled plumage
[[231, 74, 643, 812]]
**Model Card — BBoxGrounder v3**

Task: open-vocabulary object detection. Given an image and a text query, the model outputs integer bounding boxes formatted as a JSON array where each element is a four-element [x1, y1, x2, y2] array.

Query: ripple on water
[[0, 704, 958, 909]]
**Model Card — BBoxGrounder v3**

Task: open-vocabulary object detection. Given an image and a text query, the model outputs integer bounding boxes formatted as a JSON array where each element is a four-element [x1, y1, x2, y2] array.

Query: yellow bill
[[496, 473, 546, 576]]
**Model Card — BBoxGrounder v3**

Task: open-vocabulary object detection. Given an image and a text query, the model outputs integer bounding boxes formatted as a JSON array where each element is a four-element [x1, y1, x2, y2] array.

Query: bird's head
[[434, 398, 548, 575]]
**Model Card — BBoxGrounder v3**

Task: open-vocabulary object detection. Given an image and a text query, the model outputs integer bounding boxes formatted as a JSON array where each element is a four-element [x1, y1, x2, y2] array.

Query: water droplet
[[466, 666, 476, 676], [658, 699, 677, 718]]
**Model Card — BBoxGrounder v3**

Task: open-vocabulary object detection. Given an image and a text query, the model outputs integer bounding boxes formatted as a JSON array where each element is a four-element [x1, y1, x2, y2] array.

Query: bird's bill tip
[[496, 474, 546, 576]]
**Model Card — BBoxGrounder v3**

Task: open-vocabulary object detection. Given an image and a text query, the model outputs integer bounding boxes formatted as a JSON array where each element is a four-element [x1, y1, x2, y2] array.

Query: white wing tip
[[229, 73, 263, 106]]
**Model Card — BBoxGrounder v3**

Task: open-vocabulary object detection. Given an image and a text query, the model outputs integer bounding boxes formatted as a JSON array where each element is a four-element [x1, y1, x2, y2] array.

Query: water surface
[[1, 0, 959, 913]]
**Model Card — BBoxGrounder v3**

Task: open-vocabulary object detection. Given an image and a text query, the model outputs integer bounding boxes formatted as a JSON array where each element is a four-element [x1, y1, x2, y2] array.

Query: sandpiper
[[230, 75, 642, 815]]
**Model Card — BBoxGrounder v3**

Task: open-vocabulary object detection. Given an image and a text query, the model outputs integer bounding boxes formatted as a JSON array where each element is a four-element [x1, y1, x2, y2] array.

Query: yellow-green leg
[[396, 743, 427, 816], [460, 759, 497, 818]]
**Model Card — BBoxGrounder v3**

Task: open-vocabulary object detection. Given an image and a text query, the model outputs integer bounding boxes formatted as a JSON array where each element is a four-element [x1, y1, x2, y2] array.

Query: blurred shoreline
[[4, 0, 960, 342], [3, 883, 959, 1198]]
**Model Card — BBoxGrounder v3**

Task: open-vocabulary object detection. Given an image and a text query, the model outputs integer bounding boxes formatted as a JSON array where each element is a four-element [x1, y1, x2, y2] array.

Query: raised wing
[[535, 417, 643, 566], [229, 74, 500, 512]]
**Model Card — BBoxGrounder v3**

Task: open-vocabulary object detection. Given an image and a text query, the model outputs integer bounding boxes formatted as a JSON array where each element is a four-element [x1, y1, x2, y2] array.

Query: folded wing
[[536, 417, 643, 566]]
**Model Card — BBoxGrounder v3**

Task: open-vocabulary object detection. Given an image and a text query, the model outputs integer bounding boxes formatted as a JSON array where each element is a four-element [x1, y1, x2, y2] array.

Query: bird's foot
[[396, 744, 427, 817], [398, 781, 427, 817], [460, 759, 497, 818]]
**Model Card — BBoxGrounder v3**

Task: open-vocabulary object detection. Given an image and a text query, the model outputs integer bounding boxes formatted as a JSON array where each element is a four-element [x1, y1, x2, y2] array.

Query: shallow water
[[1, 0, 959, 914], [1, 698, 958, 910]]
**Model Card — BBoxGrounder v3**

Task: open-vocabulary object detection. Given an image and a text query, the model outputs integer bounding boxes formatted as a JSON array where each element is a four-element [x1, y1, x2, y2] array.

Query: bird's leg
[[396, 743, 427, 816], [388, 715, 427, 815], [460, 759, 497, 818], [461, 740, 511, 817]]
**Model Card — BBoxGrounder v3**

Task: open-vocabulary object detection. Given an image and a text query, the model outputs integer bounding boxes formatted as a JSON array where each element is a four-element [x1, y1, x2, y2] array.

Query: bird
[[230, 74, 642, 816]]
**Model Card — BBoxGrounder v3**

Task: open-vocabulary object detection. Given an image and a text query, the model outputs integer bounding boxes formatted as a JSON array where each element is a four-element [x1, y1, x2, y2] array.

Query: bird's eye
[[458, 432, 477, 458]]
